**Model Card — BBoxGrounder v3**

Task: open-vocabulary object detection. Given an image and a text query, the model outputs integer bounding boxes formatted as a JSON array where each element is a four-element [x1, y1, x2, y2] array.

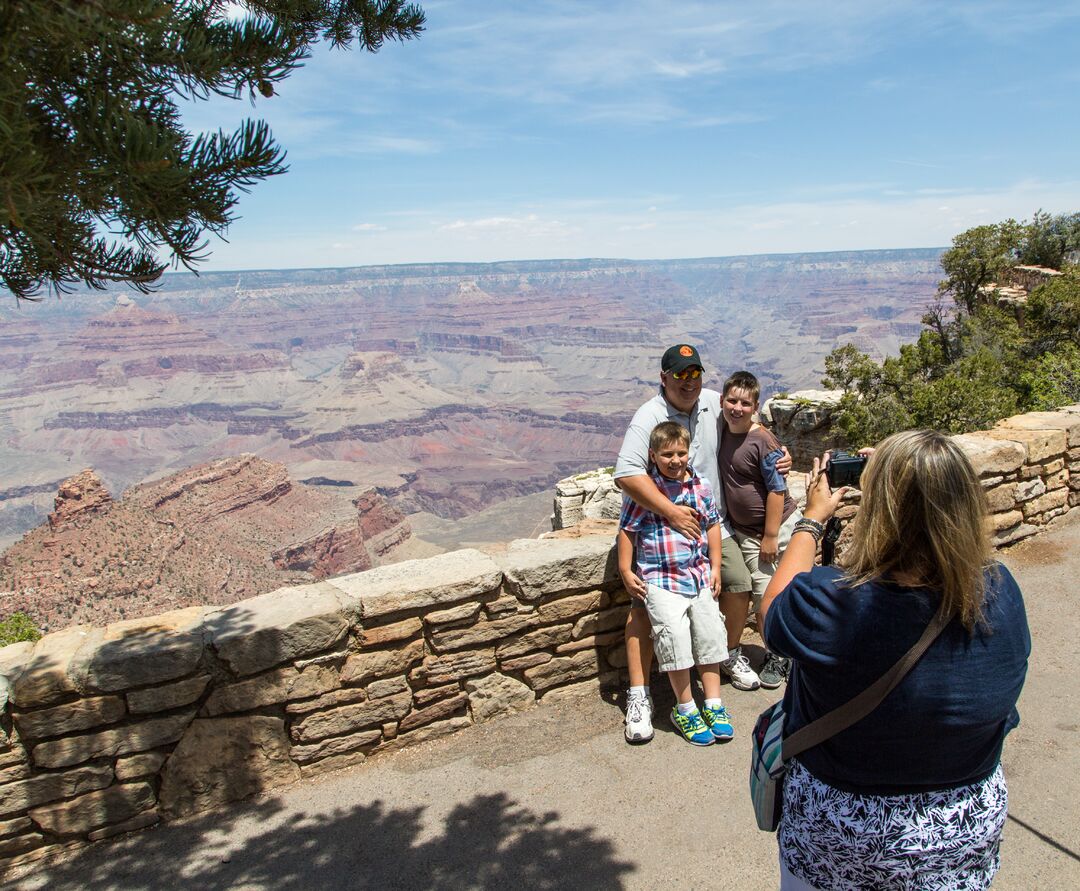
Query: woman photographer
[[759, 430, 1030, 891]]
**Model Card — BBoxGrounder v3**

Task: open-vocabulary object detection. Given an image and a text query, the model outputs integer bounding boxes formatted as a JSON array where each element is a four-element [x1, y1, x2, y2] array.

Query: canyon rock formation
[[0, 456, 422, 632], [0, 251, 943, 555]]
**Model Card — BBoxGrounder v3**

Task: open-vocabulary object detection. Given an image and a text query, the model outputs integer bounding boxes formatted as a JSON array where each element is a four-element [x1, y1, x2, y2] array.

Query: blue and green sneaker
[[702, 703, 734, 740], [670, 706, 714, 746]]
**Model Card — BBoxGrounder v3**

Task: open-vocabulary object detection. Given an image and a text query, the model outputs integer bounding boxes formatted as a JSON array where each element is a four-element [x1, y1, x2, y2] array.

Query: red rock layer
[[0, 455, 412, 631]]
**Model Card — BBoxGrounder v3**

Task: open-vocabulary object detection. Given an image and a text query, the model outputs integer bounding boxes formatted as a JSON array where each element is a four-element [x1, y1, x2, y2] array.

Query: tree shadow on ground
[[5, 791, 635, 890]]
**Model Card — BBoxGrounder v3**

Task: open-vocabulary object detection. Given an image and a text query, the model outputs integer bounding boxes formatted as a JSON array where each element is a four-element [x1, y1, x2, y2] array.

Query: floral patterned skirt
[[778, 759, 1007, 891]]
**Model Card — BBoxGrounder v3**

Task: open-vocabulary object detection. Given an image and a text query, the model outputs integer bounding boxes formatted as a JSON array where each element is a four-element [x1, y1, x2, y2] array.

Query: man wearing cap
[[614, 344, 788, 743]]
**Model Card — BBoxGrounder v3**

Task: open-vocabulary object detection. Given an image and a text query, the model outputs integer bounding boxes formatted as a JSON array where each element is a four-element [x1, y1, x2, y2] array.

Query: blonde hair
[[841, 430, 991, 631]]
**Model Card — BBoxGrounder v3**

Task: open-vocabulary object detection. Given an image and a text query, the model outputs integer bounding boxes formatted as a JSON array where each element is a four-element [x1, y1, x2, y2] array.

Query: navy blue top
[[764, 563, 1030, 795]]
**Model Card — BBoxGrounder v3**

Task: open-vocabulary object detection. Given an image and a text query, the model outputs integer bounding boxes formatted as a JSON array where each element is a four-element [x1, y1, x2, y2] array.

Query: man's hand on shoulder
[[664, 503, 701, 541], [776, 446, 792, 476]]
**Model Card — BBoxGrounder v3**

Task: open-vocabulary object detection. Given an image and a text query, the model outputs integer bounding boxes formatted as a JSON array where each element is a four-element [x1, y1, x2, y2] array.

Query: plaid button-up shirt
[[618, 464, 720, 596]]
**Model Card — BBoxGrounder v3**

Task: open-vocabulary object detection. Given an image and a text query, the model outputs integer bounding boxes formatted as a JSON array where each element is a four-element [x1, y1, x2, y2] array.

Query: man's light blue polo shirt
[[613, 387, 732, 539]]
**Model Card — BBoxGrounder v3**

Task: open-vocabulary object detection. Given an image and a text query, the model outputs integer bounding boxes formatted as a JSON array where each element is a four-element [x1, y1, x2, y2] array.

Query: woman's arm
[[759, 455, 847, 629]]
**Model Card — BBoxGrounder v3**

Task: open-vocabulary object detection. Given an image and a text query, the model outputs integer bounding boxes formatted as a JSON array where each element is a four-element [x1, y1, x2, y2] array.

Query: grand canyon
[[0, 250, 943, 629]]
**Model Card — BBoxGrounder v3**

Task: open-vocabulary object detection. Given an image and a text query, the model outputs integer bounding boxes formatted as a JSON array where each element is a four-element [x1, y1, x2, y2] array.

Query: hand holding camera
[[805, 447, 873, 523]]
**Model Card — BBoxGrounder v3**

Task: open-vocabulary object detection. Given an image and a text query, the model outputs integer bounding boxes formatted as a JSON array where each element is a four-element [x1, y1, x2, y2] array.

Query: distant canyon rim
[[0, 249, 943, 560]]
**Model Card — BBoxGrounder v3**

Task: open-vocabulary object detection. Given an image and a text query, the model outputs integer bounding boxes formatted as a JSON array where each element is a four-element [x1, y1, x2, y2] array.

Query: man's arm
[[615, 474, 700, 541], [616, 527, 647, 602]]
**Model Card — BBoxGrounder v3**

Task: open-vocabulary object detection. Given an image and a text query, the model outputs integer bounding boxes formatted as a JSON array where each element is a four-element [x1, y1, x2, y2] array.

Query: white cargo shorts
[[644, 583, 728, 673]]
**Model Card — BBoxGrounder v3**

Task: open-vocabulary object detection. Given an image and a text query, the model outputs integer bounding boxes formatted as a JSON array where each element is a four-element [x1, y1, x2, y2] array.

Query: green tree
[[937, 219, 1026, 314], [1018, 210, 1080, 269], [1026, 268, 1080, 350], [1019, 342, 1080, 409], [0, 1, 424, 300]]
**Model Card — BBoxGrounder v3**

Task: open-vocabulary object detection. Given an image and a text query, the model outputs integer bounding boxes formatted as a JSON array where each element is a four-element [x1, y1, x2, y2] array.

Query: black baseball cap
[[661, 344, 703, 374]]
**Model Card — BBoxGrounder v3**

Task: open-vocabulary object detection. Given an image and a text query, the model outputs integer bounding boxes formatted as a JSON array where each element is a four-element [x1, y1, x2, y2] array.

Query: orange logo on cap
[[679, 345, 693, 357]]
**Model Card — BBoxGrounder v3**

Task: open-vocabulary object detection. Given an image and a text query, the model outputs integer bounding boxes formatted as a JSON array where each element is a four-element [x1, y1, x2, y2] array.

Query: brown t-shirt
[[717, 425, 796, 537]]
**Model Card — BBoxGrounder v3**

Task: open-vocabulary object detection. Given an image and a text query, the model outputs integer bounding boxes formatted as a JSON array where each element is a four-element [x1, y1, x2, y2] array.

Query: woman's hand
[[803, 454, 849, 524]]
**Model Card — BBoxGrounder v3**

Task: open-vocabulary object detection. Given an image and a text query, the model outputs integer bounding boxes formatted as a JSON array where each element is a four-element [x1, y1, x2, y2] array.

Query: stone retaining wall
[[0, 539, 628, 871], [2, 405, 1078, 872]]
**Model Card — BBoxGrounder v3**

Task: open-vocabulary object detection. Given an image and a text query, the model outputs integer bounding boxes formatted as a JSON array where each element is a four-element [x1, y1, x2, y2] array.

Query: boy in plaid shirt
[[617, 421, 733, 746]]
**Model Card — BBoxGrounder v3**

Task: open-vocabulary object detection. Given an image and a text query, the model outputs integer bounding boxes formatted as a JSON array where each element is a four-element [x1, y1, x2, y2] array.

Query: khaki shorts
[[732, 510, 803, 612], [644, 583, 728, 673], [719, 534, 752, 594]]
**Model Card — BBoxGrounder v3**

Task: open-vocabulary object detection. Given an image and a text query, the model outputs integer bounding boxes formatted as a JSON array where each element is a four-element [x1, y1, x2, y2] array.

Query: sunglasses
[[669, 368, 702, 381]]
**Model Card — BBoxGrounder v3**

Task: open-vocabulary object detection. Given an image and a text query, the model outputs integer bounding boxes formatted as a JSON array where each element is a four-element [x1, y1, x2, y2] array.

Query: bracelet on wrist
[[792, 518, 826, 542]]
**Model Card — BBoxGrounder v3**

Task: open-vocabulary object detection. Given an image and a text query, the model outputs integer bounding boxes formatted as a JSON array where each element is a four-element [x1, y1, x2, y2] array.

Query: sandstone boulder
[[497, 537, 617, 601], [31, 708, 197, 769], [996, 410, 1080, 448], [202, 663, 339, 717], [330, 549, 502, 619], [74, 607, 207, 692], [983, 426, 1067, 464], [14, 695, 126, 740], [28, 782, 154, 837], [0, 764, 113, 818], [207, 581, 352, 677], [952, 433, 1026, 477], [126, 674, 210, 714], [10, 626, 99, 708], [464, 673, 535, 723], [159, 716, 301, 818]]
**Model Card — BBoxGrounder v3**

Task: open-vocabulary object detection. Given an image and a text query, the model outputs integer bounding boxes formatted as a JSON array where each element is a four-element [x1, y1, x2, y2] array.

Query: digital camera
[[826, 450, 868, 488]]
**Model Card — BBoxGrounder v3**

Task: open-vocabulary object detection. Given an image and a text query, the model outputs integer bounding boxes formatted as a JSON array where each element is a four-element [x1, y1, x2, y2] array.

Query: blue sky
[[191, 1, 1080, 271]]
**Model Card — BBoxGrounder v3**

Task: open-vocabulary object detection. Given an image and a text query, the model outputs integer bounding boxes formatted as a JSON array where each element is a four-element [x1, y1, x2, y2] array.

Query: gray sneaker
[[720, 647, 760, 691], [759, 653, 790, 689]]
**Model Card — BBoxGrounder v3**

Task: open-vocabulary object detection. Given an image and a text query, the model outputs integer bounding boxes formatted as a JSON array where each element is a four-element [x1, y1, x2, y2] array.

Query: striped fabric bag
[[749, 700, 788, 831]]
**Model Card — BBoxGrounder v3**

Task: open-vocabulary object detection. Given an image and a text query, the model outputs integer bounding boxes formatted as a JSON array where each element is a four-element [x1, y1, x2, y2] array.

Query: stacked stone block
[[0, 538, 626, 872], [551, 468, 621, 530]]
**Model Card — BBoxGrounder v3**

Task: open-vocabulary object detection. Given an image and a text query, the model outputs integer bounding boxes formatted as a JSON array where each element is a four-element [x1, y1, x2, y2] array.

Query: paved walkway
[[5, 516, 1080, 890]]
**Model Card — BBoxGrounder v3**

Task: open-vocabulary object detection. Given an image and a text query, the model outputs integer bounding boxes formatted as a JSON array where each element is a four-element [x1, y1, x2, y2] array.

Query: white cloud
[[351, 223, 387, 232], [207, 177, 1080, 271], [439, 214, 577, 239]]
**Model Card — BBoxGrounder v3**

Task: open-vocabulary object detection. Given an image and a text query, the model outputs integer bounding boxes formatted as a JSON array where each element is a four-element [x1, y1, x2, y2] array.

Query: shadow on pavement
[[1007, 813, 1080, 864], [6, 791, 635, 890]]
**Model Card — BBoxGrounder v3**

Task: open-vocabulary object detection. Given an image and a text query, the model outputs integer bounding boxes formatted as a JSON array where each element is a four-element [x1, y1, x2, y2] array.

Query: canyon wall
[[0, 405, 1077, 872]]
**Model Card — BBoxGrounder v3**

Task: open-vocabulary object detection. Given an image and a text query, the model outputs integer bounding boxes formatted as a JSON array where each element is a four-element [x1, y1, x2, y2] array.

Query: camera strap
[[821, 517, 842, 566]]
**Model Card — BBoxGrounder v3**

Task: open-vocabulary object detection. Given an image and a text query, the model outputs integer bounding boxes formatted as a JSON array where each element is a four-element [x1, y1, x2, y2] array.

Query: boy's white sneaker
[[624, 690, 654, 744], [720, 647, 761, 691]]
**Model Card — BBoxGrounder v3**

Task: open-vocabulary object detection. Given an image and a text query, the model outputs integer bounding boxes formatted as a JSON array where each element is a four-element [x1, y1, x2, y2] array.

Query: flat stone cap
[[995, 408, 1080, 448], [495, 536, 617, 601], [207, 582, 353, 677], [329, 549, 502, 620], [952, 432, 1026, 476]]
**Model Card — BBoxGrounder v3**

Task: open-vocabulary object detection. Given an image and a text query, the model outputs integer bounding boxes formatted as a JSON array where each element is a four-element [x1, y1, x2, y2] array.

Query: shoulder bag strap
[[781, 606, 951, 762]]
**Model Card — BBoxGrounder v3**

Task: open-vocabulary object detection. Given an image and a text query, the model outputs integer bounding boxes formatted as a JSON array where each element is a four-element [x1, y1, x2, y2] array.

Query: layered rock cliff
[[0, 457, 417, 632]]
